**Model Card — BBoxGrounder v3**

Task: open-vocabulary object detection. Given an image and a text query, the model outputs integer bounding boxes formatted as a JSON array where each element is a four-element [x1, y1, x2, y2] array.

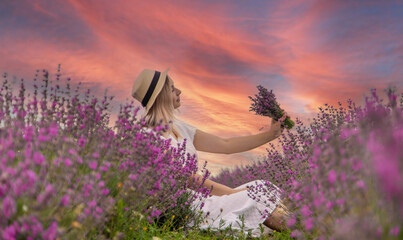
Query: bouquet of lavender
[[249, 85, 295, 129]]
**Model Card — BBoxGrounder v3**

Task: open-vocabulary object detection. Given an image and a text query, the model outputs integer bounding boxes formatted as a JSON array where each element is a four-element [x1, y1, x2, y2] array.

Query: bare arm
[[194, 117, 285, 155], [188, 173, 245, 196], [223, 126, 280, 154]]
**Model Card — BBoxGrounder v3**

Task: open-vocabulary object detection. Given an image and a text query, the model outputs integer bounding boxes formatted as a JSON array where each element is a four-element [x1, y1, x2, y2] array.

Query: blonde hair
[[144, 75, 182, 139]]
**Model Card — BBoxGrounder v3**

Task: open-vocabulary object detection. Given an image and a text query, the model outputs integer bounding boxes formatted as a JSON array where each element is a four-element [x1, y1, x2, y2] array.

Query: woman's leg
[[263, 200, 290, 232]]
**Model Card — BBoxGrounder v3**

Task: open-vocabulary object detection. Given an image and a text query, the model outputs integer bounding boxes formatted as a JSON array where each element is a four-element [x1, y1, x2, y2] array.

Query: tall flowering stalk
[[249, 85, 295, 129]]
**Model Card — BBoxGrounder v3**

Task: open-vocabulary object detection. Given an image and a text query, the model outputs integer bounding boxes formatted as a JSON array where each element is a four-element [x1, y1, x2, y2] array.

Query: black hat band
[[141, 71, 161, 107]]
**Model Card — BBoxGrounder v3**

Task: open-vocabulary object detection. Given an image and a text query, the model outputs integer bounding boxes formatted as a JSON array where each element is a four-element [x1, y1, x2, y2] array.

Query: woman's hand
[[270, 109, 288, 138]]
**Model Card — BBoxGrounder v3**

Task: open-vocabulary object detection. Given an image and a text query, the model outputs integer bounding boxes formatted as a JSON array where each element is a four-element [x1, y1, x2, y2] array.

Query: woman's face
[[169, 78, 181, 109]]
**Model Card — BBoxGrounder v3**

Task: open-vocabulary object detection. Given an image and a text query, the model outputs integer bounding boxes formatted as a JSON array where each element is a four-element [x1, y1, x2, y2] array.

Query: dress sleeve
[[178, 119, 197, 142]]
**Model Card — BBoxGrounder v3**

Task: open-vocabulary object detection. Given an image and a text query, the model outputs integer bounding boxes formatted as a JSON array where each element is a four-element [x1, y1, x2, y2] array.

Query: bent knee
[[272, 201, 290, 221]]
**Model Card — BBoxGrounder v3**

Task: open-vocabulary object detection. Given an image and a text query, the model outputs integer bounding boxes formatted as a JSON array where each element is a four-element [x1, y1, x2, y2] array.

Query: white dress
[[157, 119, 282, 236]]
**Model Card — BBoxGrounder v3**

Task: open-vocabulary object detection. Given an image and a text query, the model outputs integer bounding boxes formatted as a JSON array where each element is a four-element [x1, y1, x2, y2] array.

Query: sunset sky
[[1, 0, 402, 175]]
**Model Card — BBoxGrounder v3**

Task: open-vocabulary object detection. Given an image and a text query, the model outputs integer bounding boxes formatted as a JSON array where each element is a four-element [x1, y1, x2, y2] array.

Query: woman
[[132, 68, 290, 234]]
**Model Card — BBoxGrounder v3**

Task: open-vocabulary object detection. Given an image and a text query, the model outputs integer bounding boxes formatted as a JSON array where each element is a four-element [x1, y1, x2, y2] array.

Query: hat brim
[[144, 68, 170, 114]]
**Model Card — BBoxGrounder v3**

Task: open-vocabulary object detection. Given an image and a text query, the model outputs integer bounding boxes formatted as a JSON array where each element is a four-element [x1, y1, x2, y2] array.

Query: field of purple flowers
[[213, 88, 403, 239], [0, 68, 402, 240]]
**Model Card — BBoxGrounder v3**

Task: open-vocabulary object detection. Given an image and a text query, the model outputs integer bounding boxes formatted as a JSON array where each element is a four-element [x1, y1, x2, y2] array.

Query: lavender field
[[0, 69, 402, 240]]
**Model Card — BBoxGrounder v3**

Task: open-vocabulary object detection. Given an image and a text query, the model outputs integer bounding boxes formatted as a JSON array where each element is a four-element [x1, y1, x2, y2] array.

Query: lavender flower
[[248, 85, 295, 129]]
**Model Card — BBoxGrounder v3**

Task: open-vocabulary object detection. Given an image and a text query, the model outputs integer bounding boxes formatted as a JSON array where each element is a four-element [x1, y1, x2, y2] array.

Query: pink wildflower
[[89, 161, 97, 170], [2, 196, 16, 218], [305, 217, 313, 231], [328, 169, 337, 184]]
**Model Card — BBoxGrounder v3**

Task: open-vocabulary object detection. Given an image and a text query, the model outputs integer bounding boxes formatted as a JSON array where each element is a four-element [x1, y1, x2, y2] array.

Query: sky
[[1, 0, 402, 175]]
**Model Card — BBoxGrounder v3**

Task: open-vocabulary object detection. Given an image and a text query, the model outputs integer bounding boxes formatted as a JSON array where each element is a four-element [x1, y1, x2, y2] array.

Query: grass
[[84, 199, 293, 240]]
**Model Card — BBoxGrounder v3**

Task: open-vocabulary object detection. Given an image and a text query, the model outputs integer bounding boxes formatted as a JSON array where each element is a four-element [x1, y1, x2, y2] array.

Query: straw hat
[[132, 68, 170, 113]]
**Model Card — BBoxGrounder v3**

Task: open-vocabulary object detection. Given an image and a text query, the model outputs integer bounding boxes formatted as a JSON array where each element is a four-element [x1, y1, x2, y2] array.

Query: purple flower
[[7, 150, 15, 160], [89, 161, 97, 170], [313, 194, 325, 208], [38, 129, 50, 142], [2, 225, 17, 240], [305, 217, 313, 231], [42, 221, 58, 240], [248, 85, 295, 129], [287, 217, 296, 227], [389, 226, 400, 236], [101, 189, 110, 195], [64, 158, 72, 167], [151, 209, 161, 218], [300, 205, 312, 217], [129, 174, 138, 180], [78, 135, 86, 147], [328, 169, 337, 184], [48, 122, 58, 137], [326, 201, 333, 210], [60, 194, 70, 206], [356, 180, 366, 189], [88, 200, 97, 208], [37, 184, 55, 204], [33, 152, 45, 165], [95, 207, 103, 214], [2, 196, 16, 218], [25, 169, 37, 183]]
